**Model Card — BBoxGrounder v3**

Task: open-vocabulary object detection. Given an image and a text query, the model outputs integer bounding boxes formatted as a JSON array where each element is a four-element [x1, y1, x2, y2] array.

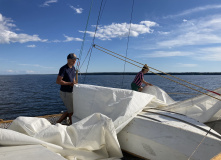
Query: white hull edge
[[118, 109, 221, 160]]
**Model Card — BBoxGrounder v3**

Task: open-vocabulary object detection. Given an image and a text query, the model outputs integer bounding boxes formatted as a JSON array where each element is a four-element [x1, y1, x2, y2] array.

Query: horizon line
[[1, 71, 221, 76]]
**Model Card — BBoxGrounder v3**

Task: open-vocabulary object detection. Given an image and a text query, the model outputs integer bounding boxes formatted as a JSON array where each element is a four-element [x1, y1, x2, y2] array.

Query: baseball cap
[[67, 53, 79, 60]]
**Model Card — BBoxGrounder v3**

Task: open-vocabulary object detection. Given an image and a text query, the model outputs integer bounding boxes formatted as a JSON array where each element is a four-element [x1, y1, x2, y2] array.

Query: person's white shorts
[[60, 91, 73, 113]]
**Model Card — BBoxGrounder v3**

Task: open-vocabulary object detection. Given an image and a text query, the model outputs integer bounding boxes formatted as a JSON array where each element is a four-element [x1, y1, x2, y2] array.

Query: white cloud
[[63, 35, 83, 42], [50, 35, 82, 43], [176, 63, 198, 67], [27, 44, 36, 48], [157, 15, 221, 48], [41, 0, 58, 7], [140, 51, 193, 58], [165, 4, 221, 18], [196, 47, 221, 61], [139, 47, 221, 61], [3, 69, 38, 74], [0, 13, 47, 44], [81, 21, 158, 40], [6, 70, 14, 73], [19, 64, 54, 69], [26, 70, 36, 74], [70, 5, 83, 14], [158, 31, 170, 35]]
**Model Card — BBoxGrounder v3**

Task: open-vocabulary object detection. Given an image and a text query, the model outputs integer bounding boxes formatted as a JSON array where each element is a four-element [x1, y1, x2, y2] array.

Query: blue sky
[[0, 0, 221, 74]]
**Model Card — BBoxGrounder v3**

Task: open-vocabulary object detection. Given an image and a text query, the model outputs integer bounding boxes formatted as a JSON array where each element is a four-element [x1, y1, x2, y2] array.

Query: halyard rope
[[93, 43, 221, 159], [93, 44, 221, 102], [122, 0, 135, 88], [94, 44, 221, 96], [76, 1, 220, 157]]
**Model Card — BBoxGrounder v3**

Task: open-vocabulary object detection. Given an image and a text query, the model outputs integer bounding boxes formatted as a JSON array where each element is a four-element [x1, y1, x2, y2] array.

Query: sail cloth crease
[[1, 114, 122, 160], [1, 84, 220, 159], [142, 85, 176, 105], [72, 84, 157, 133], [161, 87, 221, 123], [0, 84, 159, 159]]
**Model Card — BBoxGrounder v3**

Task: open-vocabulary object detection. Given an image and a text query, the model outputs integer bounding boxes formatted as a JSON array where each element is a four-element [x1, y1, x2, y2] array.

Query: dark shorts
[[131, 82, 141, 91]]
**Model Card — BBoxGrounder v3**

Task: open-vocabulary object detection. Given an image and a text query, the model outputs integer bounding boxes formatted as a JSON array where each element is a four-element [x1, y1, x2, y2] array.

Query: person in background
[[56, 53, 78, 125], [131, 64, 152, 92]]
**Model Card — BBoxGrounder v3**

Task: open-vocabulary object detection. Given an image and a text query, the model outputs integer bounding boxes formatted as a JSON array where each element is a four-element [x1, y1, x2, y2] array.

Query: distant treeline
[[79, 72, 221, 75]]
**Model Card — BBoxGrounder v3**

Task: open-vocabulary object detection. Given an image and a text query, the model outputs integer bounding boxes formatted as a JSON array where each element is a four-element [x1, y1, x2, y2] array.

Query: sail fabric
[[163, 87, 221, 123], [2, 84, 220, 159], [72, 84, 157, 133], [0, 84, 160, 160], [0, 113, 122, 160], [142, 85, 176, 105], [141, 85, 221, 123]]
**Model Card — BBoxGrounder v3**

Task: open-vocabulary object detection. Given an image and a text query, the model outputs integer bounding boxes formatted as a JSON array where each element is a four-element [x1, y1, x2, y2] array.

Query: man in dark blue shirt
[[56, 53, 78, 124]]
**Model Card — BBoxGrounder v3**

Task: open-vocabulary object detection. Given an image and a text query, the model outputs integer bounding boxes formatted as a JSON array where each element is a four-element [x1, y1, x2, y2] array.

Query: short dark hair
[[67, 53, 78, 60]]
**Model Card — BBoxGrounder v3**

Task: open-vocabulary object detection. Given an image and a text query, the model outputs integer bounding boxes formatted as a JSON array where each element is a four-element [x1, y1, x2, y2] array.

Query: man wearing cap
[[56, 53, 78, 124], [131, 64, 152, 92]]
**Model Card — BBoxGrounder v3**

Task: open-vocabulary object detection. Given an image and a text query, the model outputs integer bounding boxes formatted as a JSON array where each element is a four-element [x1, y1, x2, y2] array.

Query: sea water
[[0, 74, 221, 120]]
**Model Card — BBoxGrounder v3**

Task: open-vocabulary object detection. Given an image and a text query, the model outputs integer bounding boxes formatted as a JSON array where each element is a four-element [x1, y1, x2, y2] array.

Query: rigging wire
[[94, 44, 221, 98], [93, 44, 221, 102], [93, 44, 221, 159], [188, 101, 221, 160], [122, 0, 135, 88], [92, 0, 105, 44], [187, 133, 209, 160], [79, 45, 93, 71], [77, 1, 221, 157], [82, 46, 93, 83], [95, 44, 221, 96], [83, 0, 106, 83], [100, 0, 108, 22], [77, 0, 94, 71], [167, 92, 200, 95]]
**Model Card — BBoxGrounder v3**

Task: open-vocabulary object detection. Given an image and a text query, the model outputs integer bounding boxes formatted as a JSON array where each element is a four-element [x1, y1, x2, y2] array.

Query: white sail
[[164, 87, 221, 123]]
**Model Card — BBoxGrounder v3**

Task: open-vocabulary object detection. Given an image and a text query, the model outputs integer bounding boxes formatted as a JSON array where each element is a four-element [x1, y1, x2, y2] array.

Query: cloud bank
[[0, 13, 47, 44], [140, 13, 221, 61], [81, 21, 158, 40], [158, 15, 221, 48], [165, 4, 221, 19]]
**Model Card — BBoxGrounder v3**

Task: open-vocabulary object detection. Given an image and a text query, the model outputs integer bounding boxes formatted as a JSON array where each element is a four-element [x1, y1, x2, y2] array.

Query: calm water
[[0, 74, 221, 120]]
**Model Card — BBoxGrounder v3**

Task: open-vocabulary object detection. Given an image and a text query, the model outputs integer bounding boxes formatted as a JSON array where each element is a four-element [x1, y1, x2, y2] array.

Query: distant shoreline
[[78, 72, 221, 75], [1, 72, 221, 76]]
